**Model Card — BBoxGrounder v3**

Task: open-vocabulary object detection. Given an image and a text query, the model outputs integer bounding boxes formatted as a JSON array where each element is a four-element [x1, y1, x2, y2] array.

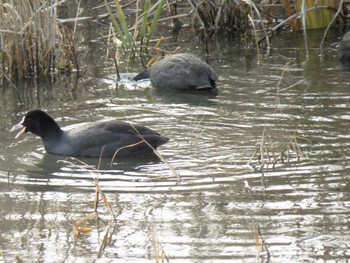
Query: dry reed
[[187, 0, 249, 34], [249, 60, 307, 169], [152, 235, 170, 263], [254, 224, 270, 261], [0, 0, 78, 79]]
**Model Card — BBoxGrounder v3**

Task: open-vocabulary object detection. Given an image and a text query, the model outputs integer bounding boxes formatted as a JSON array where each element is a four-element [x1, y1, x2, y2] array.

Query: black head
[[11, 109, 62, 139]]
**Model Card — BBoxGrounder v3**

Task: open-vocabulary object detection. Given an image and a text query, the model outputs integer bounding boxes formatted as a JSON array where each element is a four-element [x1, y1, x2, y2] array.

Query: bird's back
[[150, 53, 218, 90], [45, 120, 168, 158]]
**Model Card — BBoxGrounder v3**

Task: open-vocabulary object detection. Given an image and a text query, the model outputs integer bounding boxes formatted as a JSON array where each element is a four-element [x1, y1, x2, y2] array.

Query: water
[[0, 6, 350, 263]]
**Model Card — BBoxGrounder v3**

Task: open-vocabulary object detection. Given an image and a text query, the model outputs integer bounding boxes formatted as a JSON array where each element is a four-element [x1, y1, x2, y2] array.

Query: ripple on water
[[1, 42, 350, 262]]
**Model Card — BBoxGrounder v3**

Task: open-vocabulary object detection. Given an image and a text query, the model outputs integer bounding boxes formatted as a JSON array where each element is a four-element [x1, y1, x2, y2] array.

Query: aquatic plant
[[248, 125, 305, 169], [152, 235, 170, 263], [188, 0, 250, 34], [102, 0, 344, 66], [104, 0, 166, 62], [253, 224, 270, 262], [61, 134, 179, 258], [0, 0, 78, 79], [248, 60, 307, 170]]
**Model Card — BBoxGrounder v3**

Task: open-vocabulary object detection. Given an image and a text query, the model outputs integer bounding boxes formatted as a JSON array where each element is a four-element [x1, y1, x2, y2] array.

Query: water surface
[[0, 7, 349, 263]]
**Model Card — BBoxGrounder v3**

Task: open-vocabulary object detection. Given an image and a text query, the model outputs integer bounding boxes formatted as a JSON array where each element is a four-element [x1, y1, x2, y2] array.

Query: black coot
[[339, 32, 350, 66], [10, 110, 169, 158], [134, 53, 218, 90]]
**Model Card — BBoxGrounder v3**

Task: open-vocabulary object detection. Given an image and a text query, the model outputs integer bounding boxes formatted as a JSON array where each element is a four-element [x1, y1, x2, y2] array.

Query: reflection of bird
[[134, 53, 218, 91], [339, 32, 350, 66], [11, 110, 169, 158]]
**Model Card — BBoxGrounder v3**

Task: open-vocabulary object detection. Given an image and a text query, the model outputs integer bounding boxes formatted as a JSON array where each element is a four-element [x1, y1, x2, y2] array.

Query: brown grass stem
[[247, 0, 270, 53], [0, 0, 78, 78], [319, 0, 344, 52], [110, 124, 181, 183], [110, 140, 145, 165], [58, 157, 115, 219], [152, 235, 170, 263], [97, 224, 117, 258], [100, 31, 121, 80], [73, 212, 96, 240], [132, 124, 181, 183], [249, 59, 308, 168], [255, 224, 270, 261]]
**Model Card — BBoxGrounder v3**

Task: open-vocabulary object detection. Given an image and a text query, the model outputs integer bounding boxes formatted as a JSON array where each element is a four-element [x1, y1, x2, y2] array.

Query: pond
[[0, 3, 350, 263]]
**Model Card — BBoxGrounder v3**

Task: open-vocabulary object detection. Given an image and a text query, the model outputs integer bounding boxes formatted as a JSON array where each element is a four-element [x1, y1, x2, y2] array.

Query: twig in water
[[73, 212, 96, 240], [132, 124, 181, 183], [255, 224, 270, 261], [319, 0, 344, 52], [100, 32, 120, 81], [152, 235, 170, 263], [110, 123, 181, 183], [97, 224, 117, 258]]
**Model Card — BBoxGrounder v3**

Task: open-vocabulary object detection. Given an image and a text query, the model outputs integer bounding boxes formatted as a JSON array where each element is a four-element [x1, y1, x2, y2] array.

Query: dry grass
[[187, 0, 250, 34], [248, 126, 305, 169], [110, 123, 182, 183], [103, 0, 255, 64], [59, 157, 116, 242], [0, 0, 78, 79], [152, 235, 170, 263], [254, 224, 270, 261], [249, 60, 307, 169], [60, 132, 179, 245], [59, 139, 177, 261]]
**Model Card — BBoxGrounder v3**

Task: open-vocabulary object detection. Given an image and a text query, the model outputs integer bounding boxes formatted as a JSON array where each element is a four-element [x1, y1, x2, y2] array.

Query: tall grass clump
[[103, 0, 262, 65], [0, 0, 78, 79], [188, 0, 250, 34], [102, 0, 344, 67], [104, 0, 167, 64]]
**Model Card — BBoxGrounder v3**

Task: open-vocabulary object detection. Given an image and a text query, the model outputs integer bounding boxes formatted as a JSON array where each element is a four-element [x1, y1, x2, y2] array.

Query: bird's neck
[[41, 121, 64, 141]]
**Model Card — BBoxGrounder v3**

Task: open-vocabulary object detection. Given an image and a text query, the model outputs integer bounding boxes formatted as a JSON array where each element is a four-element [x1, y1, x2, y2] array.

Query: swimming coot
[[134, 53, 218, 90], [339, 32, 350, 66], [10, 110, 169, 158]]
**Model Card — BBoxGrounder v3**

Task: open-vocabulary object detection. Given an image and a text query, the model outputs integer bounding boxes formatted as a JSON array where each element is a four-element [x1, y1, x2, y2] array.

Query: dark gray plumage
[[10, 110, 169, 158], [339, 32, 350, 66], [134, 53, 218, 90]]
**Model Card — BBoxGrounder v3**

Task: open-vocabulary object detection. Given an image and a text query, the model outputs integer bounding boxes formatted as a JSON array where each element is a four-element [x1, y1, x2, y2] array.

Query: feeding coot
[[339, 31, 350, 66], [10, 110, 169, 158], [134, 53, 218, 90]]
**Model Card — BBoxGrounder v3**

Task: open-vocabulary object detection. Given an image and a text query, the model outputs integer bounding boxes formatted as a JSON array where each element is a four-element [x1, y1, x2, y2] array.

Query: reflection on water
[[0, 16, 350, 263]]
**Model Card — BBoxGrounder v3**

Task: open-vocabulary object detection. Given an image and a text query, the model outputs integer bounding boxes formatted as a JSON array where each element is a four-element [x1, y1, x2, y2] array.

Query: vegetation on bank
[[0, 0, 78, 80], [104, 0, 344, 63], [0, 0, 345, 80], [1, 1, 331, 261]]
